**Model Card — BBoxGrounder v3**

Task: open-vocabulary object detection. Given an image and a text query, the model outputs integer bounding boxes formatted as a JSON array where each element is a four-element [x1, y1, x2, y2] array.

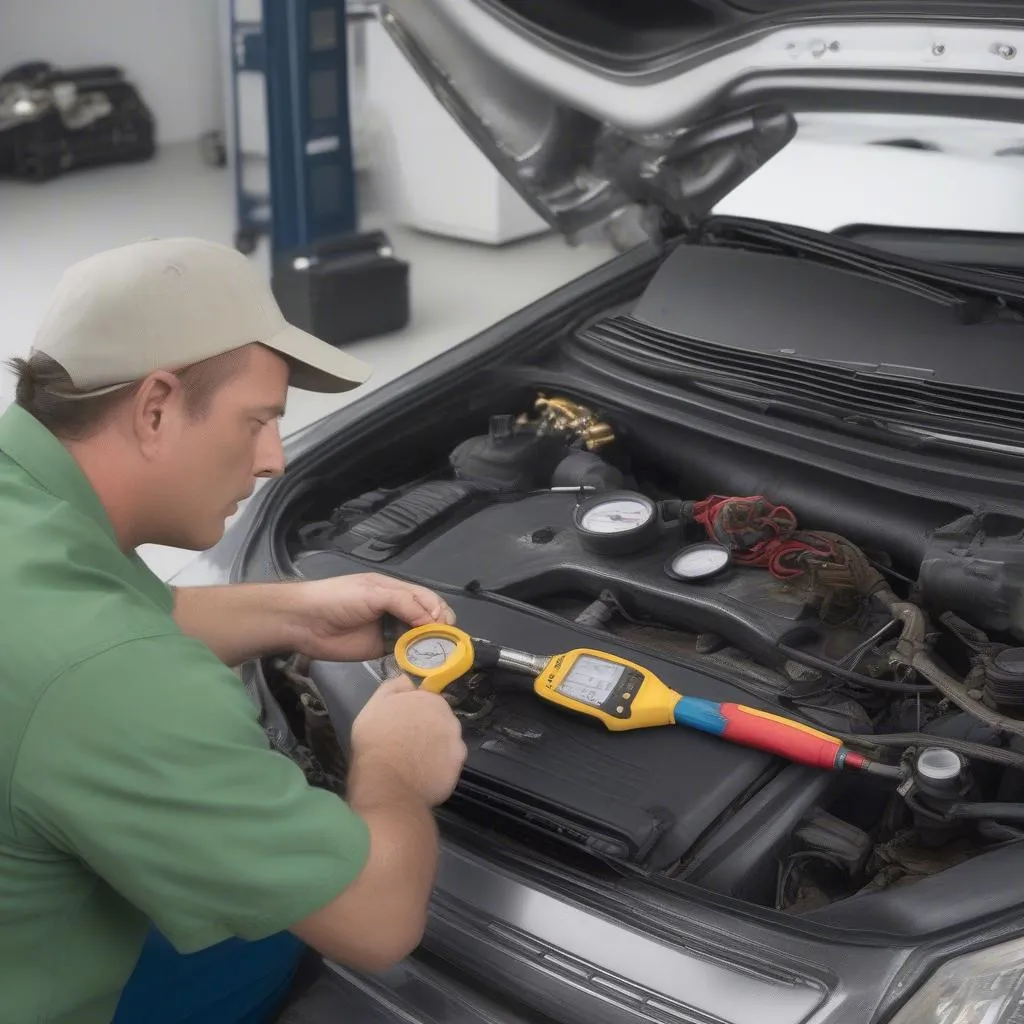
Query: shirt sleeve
[[11, 632, 371, 953]]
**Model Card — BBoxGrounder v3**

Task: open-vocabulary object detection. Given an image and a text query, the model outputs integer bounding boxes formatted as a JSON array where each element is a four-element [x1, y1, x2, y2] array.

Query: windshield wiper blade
[[702, 216, 1024, 322], [716, 225, 965, 308]]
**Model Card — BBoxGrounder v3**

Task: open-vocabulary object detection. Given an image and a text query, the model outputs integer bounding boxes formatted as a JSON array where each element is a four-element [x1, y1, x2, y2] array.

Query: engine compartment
[[263, 232, 1024, 921], [276, 389, 1024, 916]]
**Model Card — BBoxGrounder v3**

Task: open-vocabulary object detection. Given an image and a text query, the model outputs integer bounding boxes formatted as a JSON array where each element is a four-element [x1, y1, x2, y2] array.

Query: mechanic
[[0, 238, 468, 1024]]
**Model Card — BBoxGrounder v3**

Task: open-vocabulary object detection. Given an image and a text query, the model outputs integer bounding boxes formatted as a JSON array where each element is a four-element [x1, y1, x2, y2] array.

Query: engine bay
[[280, 391, 1024, 916]]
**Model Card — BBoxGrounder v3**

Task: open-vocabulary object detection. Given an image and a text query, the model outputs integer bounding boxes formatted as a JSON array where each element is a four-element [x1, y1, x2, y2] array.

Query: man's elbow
[[308, 912, 429, 974], [345, 935, 420, 974]]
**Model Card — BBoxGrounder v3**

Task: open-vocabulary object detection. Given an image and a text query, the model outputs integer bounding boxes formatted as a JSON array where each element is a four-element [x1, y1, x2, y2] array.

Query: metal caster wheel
[[234, 229, 259, 256]]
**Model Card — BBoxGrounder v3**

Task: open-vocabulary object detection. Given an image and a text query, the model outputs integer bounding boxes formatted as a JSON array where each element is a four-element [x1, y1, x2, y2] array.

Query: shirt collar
[[0, 404, 174, 609], [0, 403, 119, 540]]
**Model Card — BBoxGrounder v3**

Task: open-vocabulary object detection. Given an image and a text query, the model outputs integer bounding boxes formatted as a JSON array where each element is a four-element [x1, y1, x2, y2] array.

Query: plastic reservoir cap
[[916, 747, 963, 782]]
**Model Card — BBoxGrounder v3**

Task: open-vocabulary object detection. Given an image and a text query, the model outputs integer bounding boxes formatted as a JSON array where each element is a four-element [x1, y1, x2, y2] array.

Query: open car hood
[[377, 0, 1024, 239]]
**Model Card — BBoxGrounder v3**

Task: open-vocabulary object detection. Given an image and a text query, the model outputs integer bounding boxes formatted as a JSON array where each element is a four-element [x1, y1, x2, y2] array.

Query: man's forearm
[[172, 583, 307, 666], [346, 757, 440, 931], [290, 758, 441, 970]]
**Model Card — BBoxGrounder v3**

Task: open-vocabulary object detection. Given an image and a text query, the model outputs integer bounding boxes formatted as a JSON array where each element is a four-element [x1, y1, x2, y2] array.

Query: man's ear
[[131, 371, 182, 456]]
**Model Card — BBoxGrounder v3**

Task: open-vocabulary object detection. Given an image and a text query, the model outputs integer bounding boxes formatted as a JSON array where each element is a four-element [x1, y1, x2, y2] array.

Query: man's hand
[[290, 574, 455, 663], [172, 574, 453, 668], [350, 674, 468, 807], [291, 673, 467, 971]]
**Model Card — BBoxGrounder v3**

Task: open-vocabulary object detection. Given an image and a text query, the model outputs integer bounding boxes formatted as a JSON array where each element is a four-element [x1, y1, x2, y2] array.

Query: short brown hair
[[9, 349, 250, 442]]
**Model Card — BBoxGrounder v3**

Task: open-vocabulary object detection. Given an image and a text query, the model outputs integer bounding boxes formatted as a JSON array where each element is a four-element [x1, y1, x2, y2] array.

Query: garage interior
[[9, 5, 1024, 1024], [0, 0, 616, 578]]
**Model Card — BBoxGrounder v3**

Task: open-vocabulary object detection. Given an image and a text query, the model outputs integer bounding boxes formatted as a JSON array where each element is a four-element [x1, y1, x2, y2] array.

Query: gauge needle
[[412, 642, 449, 666]]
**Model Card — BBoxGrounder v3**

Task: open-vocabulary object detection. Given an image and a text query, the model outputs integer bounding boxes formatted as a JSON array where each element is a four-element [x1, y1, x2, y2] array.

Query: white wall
[[0, 0, 223, 144]]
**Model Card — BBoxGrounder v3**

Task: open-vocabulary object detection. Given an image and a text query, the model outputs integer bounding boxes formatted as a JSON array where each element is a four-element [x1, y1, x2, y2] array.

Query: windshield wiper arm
[[702, 217, 1024, 322]]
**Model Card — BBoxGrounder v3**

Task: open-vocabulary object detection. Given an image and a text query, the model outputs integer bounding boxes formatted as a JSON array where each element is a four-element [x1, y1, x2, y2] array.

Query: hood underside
[[377, 0, 1024, 238]]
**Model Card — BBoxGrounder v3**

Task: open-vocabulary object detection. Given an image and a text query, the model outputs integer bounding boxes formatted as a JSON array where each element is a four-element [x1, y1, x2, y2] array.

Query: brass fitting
[[520, 394, 616, 451]]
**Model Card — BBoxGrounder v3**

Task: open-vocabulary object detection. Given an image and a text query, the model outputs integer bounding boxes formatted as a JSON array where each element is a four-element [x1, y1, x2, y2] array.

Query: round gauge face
[[578, 497, 655, 535], [404, 635, 458, 670], [667, 543, 731, 581]]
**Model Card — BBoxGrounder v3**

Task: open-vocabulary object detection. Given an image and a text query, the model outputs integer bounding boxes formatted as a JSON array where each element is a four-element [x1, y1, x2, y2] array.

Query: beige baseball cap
[[30, 237, 373, 396]]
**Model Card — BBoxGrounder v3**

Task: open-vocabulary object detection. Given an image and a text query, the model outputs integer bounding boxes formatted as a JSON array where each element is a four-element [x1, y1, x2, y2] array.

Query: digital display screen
[[556, 655, 625, 708]]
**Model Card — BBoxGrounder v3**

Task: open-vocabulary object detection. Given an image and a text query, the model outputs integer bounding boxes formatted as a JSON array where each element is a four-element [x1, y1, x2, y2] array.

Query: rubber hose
[[977, 820, 1024, 844], [777, 644, 932, 695], [947, 802, 1024, 824], [835, 731, 1024, 772], [701, 650, 795, 695], [910, 650, 1024, 740]]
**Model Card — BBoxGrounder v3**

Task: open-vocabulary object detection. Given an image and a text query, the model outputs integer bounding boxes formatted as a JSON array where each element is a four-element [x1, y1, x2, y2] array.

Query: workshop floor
[[0, 142, 615, 579]]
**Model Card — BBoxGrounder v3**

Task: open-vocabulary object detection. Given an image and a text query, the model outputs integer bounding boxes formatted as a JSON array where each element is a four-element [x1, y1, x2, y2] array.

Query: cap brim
[[265, 323, 373, 394]]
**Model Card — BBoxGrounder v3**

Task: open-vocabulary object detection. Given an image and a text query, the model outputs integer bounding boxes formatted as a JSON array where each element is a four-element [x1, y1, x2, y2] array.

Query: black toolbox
[[271, 231, 411, 346], [0, 62, 155, 181]]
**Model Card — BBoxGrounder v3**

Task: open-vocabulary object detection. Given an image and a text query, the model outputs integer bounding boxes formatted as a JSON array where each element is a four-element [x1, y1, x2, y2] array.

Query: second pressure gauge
[[665, 542, 732, 582], [573, 491, 659, 555]]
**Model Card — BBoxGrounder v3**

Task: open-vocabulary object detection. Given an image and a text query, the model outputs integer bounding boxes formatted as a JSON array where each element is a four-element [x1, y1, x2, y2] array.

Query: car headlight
[[891, 936, 1024, 1023]]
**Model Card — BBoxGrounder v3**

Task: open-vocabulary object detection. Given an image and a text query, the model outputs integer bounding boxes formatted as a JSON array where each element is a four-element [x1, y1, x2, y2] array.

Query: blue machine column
[[261, 0, 357, 255]]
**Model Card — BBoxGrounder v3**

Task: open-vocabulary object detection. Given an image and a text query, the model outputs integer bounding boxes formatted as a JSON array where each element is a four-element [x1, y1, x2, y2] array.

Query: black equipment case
[[271, 230, 411, 347], [0, 62, 156, 182]]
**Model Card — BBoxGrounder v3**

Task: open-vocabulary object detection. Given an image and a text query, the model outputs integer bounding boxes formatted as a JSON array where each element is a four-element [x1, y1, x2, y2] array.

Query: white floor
[[0, 143, 615, 579]]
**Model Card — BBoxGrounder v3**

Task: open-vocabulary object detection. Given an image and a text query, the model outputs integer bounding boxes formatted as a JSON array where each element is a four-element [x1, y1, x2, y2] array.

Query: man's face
[[154, 345, 289, 550]]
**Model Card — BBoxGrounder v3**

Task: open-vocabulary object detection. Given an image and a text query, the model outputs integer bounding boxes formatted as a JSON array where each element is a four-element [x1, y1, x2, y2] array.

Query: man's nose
[[255, 420, 286, 478]]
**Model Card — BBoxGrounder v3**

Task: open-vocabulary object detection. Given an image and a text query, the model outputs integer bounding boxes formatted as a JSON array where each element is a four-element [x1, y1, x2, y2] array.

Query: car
[[175, 3, 1024, 1022]]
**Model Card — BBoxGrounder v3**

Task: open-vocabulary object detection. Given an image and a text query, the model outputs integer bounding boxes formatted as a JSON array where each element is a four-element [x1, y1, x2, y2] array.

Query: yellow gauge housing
[[532, 648, 681, 731], [394, 624, 476, 694]]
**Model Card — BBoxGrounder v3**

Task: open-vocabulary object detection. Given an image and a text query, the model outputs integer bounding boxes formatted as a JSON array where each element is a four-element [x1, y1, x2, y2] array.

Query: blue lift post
[[260, 0, 358, 257], [256, 0, 410, 346]]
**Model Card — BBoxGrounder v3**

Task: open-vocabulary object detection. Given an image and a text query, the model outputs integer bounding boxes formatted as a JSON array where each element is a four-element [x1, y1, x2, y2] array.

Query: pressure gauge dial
[[665, 542, 732, 582], [573, 491, 659, 555], [578, 496, 654, 534], [404, 635, 458, 670]]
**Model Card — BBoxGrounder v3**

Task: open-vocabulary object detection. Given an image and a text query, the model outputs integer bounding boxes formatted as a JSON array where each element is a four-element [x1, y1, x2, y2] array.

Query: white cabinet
[[362, 17, 549, 245]]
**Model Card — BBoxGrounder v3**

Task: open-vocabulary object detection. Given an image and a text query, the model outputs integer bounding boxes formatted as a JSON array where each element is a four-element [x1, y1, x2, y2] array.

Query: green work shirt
[[0, 405, 370, 1024]]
